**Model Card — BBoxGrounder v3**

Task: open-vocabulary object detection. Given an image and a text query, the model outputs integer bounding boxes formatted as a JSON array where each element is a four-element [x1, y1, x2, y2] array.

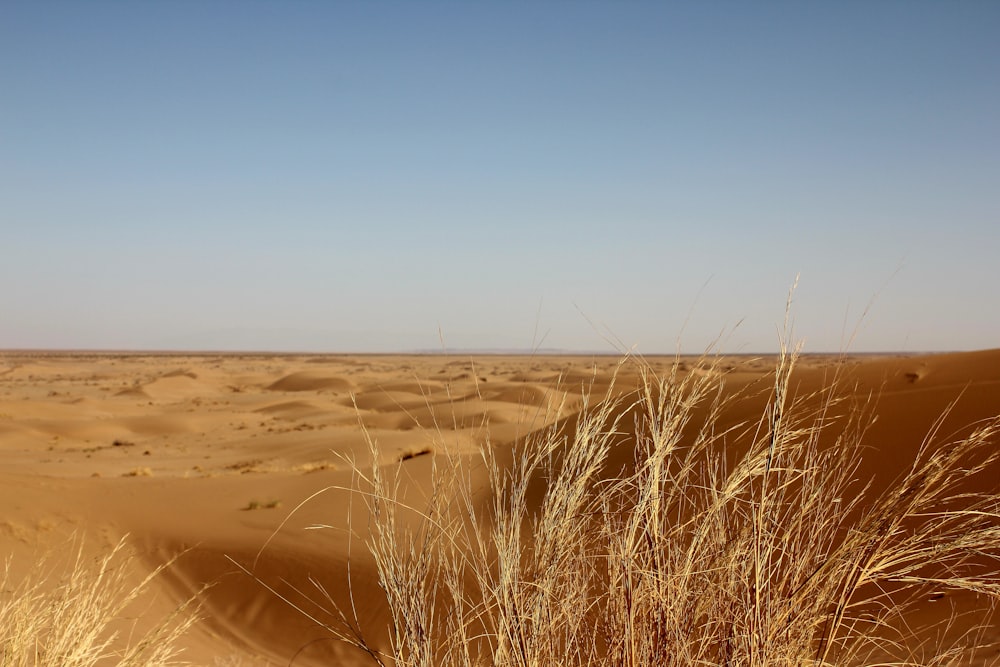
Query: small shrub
[[292, 340, 1000, 666], [0, 537, 196, 666], [243, 499, 281, 511]]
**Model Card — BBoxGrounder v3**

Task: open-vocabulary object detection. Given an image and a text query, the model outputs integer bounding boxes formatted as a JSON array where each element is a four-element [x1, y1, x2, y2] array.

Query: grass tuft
[[0, 537, 197, 667], [302, 338, 1000, 666]]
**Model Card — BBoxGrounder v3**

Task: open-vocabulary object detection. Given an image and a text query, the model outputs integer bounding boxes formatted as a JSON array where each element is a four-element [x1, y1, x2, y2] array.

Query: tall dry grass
[[303, 334, 1000, 666], [0, 537, 196, 667]]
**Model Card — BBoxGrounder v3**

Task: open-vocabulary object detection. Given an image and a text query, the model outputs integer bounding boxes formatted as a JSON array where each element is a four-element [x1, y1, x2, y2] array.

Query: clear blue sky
[[2, 2, 998, 353]]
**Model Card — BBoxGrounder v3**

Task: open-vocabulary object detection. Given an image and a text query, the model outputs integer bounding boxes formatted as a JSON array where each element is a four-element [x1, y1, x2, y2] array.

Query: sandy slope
[[1, 351, 998, 665]]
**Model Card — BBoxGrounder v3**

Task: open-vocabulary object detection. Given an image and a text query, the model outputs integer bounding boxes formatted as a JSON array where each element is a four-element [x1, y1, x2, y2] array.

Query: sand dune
[[1, 351, 998, 665], [266, 371, 354, 393]]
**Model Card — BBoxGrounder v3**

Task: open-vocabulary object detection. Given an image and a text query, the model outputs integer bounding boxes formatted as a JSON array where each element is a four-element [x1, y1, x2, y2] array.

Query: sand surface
[[1, 350, 999, 665]]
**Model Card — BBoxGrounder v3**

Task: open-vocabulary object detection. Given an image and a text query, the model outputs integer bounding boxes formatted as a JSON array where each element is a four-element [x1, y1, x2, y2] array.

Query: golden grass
[[293, 335, 1000, 666], [0, 538, 196, 667]]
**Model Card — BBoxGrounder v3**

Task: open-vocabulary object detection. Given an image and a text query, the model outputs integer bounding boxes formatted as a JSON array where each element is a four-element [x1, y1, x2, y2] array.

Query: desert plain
[[2, 349, 999, 666]]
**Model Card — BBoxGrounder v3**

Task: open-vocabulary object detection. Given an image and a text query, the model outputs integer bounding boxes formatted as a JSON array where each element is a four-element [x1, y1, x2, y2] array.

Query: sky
[[2, 2, 998, 354]]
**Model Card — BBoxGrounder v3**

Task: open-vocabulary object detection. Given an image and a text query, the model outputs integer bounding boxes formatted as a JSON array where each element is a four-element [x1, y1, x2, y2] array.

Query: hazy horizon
[[3, 2, 998, 354]]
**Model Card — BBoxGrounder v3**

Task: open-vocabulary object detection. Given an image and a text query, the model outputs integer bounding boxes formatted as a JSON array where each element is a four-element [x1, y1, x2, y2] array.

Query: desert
[[5, 3, 999, 664], [2, 349, 999, 665]]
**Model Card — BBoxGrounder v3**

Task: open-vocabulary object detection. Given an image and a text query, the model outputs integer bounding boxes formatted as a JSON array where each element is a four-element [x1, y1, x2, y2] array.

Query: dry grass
[[0, 537, 197, 667], [295, 333, 1000, 666]]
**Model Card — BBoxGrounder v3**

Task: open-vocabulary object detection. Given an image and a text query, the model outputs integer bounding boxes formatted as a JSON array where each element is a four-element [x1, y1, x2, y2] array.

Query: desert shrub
[[296, 330, 1000, 667], [0, 538, 196, 667]]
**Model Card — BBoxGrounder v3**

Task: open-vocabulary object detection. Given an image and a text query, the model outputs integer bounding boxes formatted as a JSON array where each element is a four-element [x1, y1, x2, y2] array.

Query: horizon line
[[0, 347, 962, 358]]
